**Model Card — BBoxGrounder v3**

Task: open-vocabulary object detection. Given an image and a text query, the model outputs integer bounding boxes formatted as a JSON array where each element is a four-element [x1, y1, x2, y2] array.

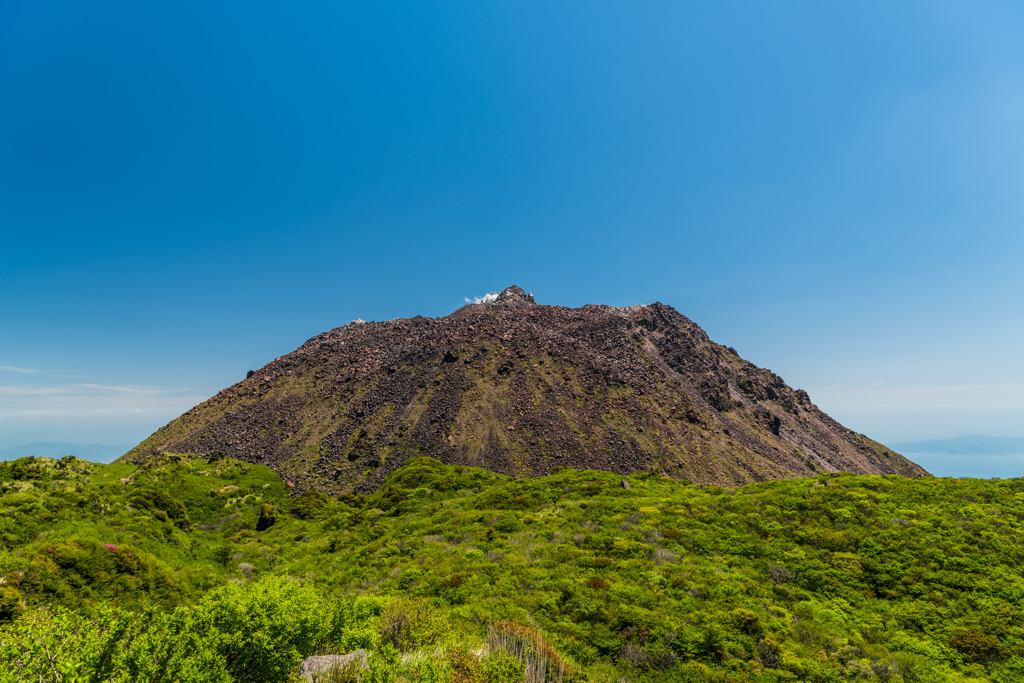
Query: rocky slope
[[121, 286, 927, 492]]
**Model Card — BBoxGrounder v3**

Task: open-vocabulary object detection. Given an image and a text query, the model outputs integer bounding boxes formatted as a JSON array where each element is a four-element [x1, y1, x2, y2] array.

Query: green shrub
[[363, 642, 400, 683], [495, 517, 524, 533], [0, 604, 229, 682], [484, 649, 526, 683], [377, 597, 450, 653], [332, 595, 386, 651], [129, 488, 193, 530], [185, 575, 335, 682], [256, 503, 278, 531], [448, 647, 484, 683], [17, 539, 189, 613], [950, 628, 1004, 664], [730, 608, 760, 637], [488, 621, 568, 682], [292, 490, 328, 520]]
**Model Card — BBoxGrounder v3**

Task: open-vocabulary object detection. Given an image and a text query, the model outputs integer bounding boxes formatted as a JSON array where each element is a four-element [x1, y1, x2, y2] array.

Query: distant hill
[[892, 436, 1024, 455], [122, 285, 926, 492], [0, 442, 129, 463]]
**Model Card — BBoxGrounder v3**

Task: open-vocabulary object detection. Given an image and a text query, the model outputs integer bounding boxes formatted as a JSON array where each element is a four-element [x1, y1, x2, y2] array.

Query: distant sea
[[0, 442, 129, 464], [891, 436, 1024, 479]]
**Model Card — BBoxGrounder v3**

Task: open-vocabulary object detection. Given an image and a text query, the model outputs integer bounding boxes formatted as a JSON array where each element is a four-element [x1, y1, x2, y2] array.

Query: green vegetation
[[2, 453, 1023, 681]]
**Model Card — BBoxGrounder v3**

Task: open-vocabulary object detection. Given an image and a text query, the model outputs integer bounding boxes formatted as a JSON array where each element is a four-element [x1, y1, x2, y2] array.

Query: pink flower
[[103, 543, 119, 552]]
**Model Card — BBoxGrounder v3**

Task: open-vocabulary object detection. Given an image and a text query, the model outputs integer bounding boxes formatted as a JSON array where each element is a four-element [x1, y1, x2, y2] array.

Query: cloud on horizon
[[808, 380, 1024, 413], [0, 382, 208, 422]]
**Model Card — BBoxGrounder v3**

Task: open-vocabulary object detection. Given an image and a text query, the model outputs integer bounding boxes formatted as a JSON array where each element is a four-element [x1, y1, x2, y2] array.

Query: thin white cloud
[[0, 386, 67, 396], [0, 382, 208, 422], [0, 366, 39, 374], [808, 381, 1024, 413], [0, 384, 189, 397], [77, 383, 190, 396]]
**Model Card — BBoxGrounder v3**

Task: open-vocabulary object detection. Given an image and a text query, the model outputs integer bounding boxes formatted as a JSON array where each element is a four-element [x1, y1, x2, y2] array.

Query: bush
[[757, 637, 781, 668], [0, 605, 229, 682], [950, 629, 1004, 664], [495, 517, 525, 533], [292, 490, 328, 520], [377, 597, 450, 653], [184, 575, 335, 682], [767, 564, 796, 584], [645, 646, 679, 671], [620, 642, 647, 668], [17, 539, 188, 613], [484, 649, 526, 683], [448, 647, 484, 683], [212, 546, 233, 567], [256, 503, 278, 531], [730, 608, 761, 637], [129, 488, 193, 530], [488, 621, 568, 682], [362, 642, 400, 683], [332, 595, 386, 651]]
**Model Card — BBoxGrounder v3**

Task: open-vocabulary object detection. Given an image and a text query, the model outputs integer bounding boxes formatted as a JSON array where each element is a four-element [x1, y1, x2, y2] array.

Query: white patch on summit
[[464, 292, 500, 304]]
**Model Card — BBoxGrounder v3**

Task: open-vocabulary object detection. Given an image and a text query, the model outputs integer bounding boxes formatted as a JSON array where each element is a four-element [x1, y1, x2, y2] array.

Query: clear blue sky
[[2, 1, 1022, 454]]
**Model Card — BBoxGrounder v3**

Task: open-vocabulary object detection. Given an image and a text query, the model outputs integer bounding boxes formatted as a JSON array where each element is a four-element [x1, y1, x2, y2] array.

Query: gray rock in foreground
[[298, 650, 369, 681]]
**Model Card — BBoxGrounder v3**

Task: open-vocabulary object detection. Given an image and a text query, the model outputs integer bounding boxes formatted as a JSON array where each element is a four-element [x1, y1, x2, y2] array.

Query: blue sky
[[2, 1, 1022, 455]]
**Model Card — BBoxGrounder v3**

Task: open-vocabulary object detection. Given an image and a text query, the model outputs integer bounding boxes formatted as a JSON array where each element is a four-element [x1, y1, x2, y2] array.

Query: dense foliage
[[1, 453, 1022, 681]]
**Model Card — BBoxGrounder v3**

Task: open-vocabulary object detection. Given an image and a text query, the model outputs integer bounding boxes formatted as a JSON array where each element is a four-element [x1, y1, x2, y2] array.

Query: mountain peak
[[122, 292, 926, 492], [497, 285, 533, 303]]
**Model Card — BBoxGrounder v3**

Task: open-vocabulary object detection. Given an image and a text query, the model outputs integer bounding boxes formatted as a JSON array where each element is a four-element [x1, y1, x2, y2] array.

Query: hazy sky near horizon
[[2, 2, 1023, 455]]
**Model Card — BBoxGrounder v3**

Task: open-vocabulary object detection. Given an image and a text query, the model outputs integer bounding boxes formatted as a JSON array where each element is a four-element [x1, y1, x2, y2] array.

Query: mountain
[[0, 442, 128, 463], [121, 286, 926, 492], [892, 436, 1024, 455]]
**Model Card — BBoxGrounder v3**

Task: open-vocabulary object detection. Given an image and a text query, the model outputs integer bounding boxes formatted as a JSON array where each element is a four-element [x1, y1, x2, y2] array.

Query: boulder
[[298, 650, 369, 681]]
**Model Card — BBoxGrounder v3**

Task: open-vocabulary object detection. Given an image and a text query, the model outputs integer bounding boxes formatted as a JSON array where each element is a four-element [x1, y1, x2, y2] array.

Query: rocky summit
[[122, 286, 927, 492]]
